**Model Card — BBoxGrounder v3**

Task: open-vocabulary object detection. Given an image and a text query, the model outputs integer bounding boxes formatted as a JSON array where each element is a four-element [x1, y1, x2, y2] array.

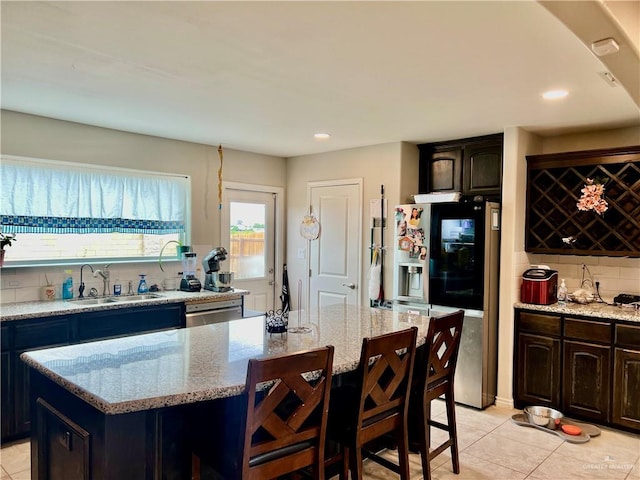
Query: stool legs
[[445, 392, 460, 474]]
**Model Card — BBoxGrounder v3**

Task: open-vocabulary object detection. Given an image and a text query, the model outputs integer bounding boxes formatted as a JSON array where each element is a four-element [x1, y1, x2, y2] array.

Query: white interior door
[[309, 180, 362, 309], [222, 187, 276, 313]]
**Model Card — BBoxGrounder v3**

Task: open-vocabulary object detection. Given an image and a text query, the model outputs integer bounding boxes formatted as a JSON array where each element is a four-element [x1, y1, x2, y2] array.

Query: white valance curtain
[[1, 157, 188, 234]]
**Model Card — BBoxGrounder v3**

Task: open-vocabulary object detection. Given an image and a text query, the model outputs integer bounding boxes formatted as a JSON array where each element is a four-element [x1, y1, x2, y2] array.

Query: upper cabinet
[[525, 146, 640, 257], [418, 133, 503, 199]]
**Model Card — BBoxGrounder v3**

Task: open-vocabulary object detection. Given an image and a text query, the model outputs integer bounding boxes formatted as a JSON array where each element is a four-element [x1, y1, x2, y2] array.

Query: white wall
[[0, 110, 286, 302], [285, 142, 418, 308]]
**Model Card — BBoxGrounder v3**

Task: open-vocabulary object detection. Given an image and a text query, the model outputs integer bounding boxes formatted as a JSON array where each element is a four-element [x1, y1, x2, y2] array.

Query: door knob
[[342, 283, 356, 290]]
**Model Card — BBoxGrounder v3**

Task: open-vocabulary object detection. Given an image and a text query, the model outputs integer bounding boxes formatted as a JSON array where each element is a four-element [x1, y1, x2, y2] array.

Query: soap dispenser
[[137, 274, 149, 294], [558, 279, 568, 306]]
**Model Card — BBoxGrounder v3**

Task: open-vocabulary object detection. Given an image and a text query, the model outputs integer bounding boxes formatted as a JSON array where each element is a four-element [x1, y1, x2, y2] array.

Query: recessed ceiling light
[[314, 133, 331, 140], [542, 90, 569, 100]]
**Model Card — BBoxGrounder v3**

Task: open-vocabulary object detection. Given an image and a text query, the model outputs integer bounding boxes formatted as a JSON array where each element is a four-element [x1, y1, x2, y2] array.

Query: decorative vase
[[0, 249, 5, 267]]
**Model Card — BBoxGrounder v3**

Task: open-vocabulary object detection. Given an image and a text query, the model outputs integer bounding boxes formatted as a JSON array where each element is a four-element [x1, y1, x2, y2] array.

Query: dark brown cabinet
[[562, 318, 611, 422], [418, 133, 503, 198], [562, 341, 611, 421], [514, 312, 561, 408], [37, 398, 91, 480], [1, 303, 185, 442], [0, 327, 13, 438], [423, 147, 462, 193], [515, 308, 640, 432], [613, 324, 640, 430], [13, 318, 71, 439], [525, 146, 640, 257]]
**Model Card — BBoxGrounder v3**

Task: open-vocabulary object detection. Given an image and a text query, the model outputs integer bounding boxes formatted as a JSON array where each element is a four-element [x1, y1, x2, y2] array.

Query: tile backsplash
[[526, 254, 640, 301], [0, 262, 186, 304], [0, 245, 214, 305]]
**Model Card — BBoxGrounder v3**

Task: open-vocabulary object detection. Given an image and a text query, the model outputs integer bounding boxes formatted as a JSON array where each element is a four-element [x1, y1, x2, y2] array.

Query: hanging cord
[[217, 144, 224, 210]]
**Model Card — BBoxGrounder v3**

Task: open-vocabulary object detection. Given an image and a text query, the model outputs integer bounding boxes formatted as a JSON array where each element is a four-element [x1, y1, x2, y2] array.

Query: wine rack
[[525, 146, 640, 257]]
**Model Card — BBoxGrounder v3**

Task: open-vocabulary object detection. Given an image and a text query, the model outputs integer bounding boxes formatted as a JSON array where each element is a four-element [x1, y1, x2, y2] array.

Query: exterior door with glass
[[222, 188, 276, 313]]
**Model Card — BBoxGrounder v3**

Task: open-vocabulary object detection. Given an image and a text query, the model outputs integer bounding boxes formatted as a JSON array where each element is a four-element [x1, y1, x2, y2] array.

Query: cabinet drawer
[[564, 318, 611, 343], [616, 324, 640, 349], [518, 312, 561, 336], [14, 319, 70, 349]]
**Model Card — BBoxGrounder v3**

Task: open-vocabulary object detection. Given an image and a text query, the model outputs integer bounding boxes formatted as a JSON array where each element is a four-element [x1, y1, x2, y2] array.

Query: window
[[229, 201, 266, 280], [0, 155, 190, 266]]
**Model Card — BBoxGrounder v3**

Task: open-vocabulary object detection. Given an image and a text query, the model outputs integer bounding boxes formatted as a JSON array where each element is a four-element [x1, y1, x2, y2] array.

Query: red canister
[[520, 268, 558, 305]]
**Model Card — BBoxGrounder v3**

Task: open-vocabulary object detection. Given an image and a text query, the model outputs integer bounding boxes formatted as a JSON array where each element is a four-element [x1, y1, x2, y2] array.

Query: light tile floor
[[1, 401, 639, 479]]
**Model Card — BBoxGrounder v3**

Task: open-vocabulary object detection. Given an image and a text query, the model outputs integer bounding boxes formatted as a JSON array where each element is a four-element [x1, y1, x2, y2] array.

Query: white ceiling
[[2, 1, 639, 158]]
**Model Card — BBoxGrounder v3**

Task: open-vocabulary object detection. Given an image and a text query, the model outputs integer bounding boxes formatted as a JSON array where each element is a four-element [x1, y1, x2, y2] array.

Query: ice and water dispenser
[[396, 262, 426, 300]]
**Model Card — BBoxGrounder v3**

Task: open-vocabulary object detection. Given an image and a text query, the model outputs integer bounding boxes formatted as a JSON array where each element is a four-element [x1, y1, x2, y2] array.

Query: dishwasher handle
[[186, 306, 241, 318]]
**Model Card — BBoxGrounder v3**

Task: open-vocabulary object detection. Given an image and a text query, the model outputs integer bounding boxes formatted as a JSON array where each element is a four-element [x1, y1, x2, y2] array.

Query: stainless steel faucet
[[79, 264, 94, 298], [93, 264, 111, 296]]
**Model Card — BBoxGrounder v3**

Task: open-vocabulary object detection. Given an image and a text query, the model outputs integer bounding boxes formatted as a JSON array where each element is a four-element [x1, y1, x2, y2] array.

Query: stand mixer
[[202, 247, 234, 292]]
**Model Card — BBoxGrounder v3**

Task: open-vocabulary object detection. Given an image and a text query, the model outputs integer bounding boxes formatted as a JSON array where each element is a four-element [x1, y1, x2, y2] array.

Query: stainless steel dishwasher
[[185, 297, 243, 327]]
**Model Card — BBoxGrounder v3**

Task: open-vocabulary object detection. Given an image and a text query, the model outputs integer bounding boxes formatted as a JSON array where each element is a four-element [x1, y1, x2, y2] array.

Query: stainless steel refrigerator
[[393, 200, 501, 409]]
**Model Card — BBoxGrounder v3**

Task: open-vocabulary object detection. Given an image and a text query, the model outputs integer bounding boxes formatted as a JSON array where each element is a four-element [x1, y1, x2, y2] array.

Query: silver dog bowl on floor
[[524, 406, 564, 430]]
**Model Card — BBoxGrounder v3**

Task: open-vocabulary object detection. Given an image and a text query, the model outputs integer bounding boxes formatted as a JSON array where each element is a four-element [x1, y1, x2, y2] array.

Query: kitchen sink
[[69, 297, 120, 305], [69, 293, 164, 305], [114, 294, 164, 301]]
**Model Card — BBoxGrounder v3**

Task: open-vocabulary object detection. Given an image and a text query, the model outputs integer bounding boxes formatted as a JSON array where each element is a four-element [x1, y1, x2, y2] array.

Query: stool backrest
[[425, 310, 464, 389], [242, 345, 334, 479], [355, 327, 418, 441]]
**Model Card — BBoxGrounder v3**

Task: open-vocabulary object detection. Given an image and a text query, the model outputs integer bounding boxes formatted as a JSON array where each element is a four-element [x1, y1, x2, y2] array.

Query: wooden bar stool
[[192, 345, 334, 480], [328, 327, 418, 480], [412, 310, 464, 480]]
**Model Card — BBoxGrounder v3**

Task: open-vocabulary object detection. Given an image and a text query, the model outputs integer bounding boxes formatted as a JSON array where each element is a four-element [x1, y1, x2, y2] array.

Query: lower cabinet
[[612, 323, 640, 430], [514, 311, 561, 408], [1, 302, 185, 442], [13, 318, 71, 439], [562, 341, 610, 421], [1, 349, 11, 440], [514, 309, 639, 433], [516, 333, 561, 407], [37, 398, 91, 480]]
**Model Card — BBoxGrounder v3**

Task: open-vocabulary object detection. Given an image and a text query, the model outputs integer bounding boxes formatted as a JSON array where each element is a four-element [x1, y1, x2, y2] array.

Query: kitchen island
[[21, 305, 431, 479]]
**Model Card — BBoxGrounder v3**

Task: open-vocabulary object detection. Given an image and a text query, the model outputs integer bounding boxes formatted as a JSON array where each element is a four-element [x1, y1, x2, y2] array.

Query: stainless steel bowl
[[211, 271, 234, 288], [524, 406, 563, 430]]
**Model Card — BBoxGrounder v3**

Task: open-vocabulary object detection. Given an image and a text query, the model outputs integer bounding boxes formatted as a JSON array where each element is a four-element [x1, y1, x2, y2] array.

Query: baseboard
[[494, 396, 515, 410]]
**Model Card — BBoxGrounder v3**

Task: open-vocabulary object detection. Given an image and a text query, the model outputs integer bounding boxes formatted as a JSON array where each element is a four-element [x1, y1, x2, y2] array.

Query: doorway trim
[[306, 178, 363, 309], [222, 181, 285, 308]]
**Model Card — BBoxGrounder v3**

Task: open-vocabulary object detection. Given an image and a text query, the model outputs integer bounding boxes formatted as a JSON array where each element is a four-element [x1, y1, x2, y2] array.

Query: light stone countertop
[[0, 289, 249, 322], [21, 305, 430, 415], [514, 301, 640, 323]]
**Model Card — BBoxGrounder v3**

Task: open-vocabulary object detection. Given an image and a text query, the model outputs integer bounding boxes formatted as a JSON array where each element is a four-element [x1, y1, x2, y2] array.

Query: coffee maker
[[180, 252, 202, 292], [202, 247, 234, 292]]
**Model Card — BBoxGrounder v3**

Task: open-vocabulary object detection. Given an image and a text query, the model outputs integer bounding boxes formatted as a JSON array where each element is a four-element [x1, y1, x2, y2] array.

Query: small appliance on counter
[[521, 266, 558, 305], [180, 252, 202, 292], [202, 247, 234, 292]]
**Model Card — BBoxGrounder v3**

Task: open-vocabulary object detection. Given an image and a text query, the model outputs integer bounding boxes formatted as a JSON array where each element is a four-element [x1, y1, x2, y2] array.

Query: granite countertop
[[514, 301, 640, 323], [21, 304, 430, 415], [0, 289, 249, 322]]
